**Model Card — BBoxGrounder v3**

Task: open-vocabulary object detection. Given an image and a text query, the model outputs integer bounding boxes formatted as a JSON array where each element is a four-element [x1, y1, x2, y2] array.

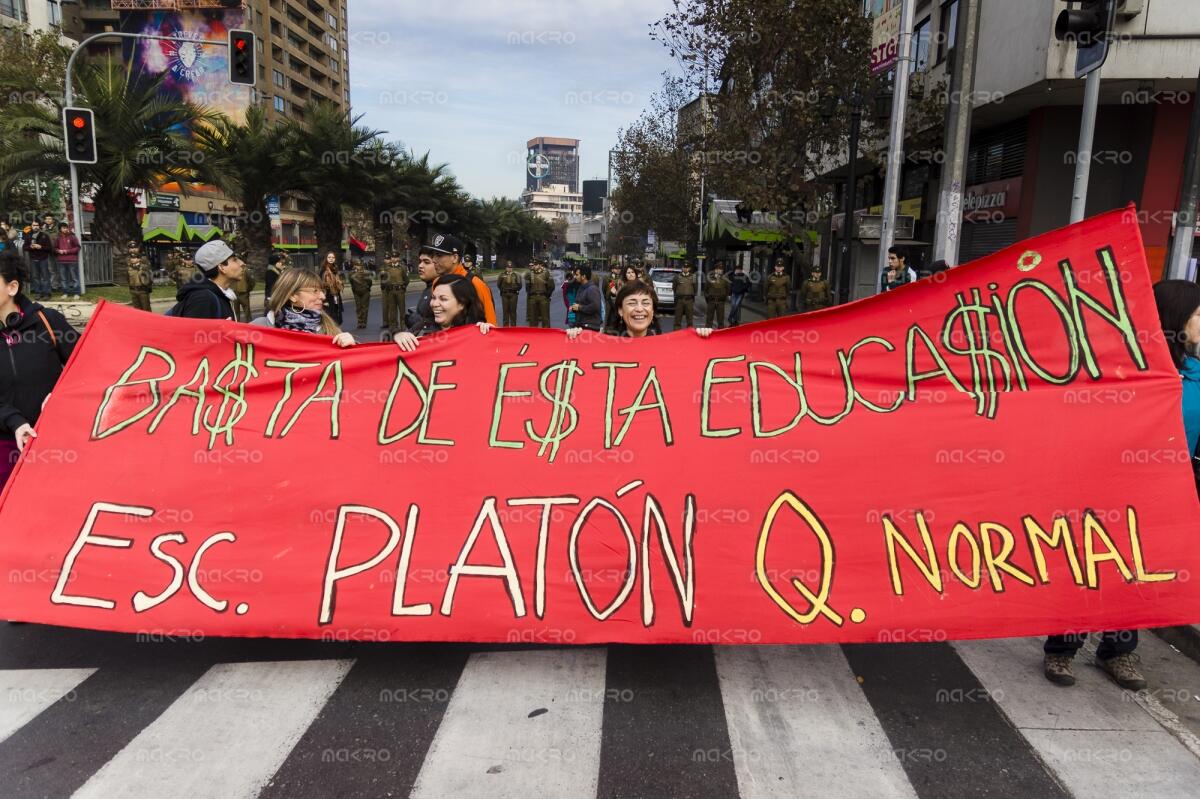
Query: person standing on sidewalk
[[703, 261, 730, 330], [498, 260, 522, 327], [673, 262, 697, 330], [569, 265, 603, 331], [881, 246, 916, 293], [765, 260, 791, 319], [232, 263, 256, 323], [801, 266, 832, 312], [53, 223, 81, 299], [728, 263, 750, 326], [127, 250, 154, 312], [264, 253, 284, 305], [349, 260, 373, 330], [22, 220, 52, 301], [525, 259, 554, 328]]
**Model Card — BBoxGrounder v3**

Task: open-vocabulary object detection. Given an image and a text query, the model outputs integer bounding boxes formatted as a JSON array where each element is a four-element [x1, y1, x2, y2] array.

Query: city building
[[526, 136, 580, 193], [61, 1, 350, 257], [582, 179, 608, 215], [2, 0, 67, 35], [522, 183, 583, 223], [822, 0, 1200, 299]]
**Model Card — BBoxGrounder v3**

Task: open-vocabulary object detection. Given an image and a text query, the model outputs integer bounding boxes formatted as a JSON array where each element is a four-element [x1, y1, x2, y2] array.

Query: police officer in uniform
[[349, 259, 373, 329], [381, 252, 409, 331], [765, 260, 792, 318], [703, 261, 730, 329], [232, 264, 256, 322], [265, 253, 284, 305], [801, 266, 832, 311], [672, 262, 697, 329], [524, 259, 555, 328], [127, 246, 153, 312], [174, 247, 196, 289], [498, 260, 522, 327]]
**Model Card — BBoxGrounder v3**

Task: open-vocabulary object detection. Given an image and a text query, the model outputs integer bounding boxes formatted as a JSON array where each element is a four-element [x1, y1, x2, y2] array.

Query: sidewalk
[[1154, 626, 1200, 666]]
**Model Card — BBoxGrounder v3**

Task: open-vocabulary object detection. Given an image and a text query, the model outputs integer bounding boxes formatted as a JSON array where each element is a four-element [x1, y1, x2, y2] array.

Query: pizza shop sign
[[963, 178, 1022, 223]]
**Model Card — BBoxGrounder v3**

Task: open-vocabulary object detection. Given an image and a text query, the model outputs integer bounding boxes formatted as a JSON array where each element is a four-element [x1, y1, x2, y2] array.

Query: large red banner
[[1, 208, 1198, 644]]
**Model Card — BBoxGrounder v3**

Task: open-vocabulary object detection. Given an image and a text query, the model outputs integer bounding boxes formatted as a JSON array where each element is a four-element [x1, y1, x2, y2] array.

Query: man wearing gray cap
[[170, 240, 244, 320]]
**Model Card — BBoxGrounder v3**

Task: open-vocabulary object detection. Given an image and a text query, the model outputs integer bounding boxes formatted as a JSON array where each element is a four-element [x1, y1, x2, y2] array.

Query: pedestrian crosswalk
[[0, 636, 1196, 798]]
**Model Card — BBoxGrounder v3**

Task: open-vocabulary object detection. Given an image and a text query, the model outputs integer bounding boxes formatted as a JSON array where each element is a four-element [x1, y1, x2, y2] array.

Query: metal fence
[[81, 242, 114, 287], [286, 252, 318, 270]]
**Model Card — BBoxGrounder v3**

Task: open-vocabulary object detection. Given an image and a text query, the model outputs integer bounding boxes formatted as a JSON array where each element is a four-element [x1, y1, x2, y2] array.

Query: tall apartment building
[[62, 1, 349, 122], [59, 1, 350, 253], [526, 137, 580, 193], [1, 1, 67, 34]]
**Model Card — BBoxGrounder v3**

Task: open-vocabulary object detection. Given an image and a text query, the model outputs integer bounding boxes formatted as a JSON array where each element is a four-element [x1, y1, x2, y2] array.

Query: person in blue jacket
[[1154, 280, 1200, 457]]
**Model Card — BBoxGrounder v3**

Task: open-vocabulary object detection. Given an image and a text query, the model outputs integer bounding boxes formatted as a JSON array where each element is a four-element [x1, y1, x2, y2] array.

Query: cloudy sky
[[347, 0, 679, 199]]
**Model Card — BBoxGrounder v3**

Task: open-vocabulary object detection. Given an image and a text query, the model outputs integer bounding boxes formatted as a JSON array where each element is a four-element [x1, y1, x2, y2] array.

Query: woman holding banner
[[568, 280, 712, 339], [0, 250, 76, 488], [393, 275, 493, 352], [252, 268, 357, 349]]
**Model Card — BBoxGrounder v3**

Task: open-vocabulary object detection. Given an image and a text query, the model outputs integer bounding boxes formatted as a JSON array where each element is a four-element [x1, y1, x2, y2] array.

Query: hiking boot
[[1043, 653, 1076, 686], [1098, 653, 1146, 690]]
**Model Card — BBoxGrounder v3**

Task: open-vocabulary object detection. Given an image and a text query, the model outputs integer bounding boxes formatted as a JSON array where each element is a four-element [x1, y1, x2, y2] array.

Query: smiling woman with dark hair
[[0, 250, 77, 488], [567, 280, 712, 340]]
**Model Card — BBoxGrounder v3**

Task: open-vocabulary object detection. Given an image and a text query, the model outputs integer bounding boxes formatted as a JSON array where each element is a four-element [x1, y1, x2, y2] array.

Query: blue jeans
[[728, 293, 745, 325], [57, 261, 80, 295], [30, 259, 52, 297]]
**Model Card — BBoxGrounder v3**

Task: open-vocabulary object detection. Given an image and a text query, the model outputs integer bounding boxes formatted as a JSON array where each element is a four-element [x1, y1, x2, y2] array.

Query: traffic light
[[1055, 1, 1117, 78], [63, 107, 97, 165], [228, 29, 256, 86]]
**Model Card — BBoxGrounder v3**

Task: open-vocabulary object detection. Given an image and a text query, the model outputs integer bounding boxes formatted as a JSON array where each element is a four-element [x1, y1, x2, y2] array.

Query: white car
[[649, 267, 682, 312]]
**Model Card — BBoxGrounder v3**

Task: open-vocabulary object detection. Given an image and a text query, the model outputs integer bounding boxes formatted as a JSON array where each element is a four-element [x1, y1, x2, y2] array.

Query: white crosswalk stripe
[[715, 646, 917, 799], [955, 637, 1200, 799], [72, 659, 353, 799], [0, 638, 1194, 798], [410, 648, 607, 799], [0, 668, 95, 744]]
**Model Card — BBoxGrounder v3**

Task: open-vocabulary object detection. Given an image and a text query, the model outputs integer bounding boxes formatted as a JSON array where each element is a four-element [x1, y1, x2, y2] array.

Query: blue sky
[[347, 0, 679, 199]]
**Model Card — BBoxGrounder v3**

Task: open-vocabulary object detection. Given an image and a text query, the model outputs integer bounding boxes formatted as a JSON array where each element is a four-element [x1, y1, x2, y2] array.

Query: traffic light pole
[[1069, 67, 1102, 224], [63, 32, 234, 293]]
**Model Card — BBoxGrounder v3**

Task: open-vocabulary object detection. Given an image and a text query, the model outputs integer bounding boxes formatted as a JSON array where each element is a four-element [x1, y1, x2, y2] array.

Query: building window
[[0, 0, 27, 21], [326, 11, 337, 30], [273, 69, 285, 88], [937, 0, 959, 65], [46, 0, 61, 26], [274, 96, 286, 113], [910, 16, 931, 73]]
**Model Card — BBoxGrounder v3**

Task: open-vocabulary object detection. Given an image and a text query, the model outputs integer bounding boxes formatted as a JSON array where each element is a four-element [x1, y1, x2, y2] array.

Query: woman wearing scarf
[[252, 267, 356, 348]]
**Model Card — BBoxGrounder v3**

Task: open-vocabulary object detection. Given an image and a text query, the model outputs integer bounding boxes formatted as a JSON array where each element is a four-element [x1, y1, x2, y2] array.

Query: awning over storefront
[[705, 200, 817, 247], [141, 212, 224, 244]]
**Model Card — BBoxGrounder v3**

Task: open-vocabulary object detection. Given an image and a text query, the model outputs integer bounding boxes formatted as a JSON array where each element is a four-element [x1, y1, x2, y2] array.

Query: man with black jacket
[[171, 240, 243, 320], [569, 265, 603, 331], [23, 221, 53, 301], [727, 263, 750, 326]]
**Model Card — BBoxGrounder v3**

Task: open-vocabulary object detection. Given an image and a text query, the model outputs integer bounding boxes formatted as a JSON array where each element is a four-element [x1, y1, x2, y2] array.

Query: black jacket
[[175, 279, 236, 320], [574, 282, 603, 330], [24, 231, 52, 262], [0, 296, 77, 439], [730, 272, 750, 297]]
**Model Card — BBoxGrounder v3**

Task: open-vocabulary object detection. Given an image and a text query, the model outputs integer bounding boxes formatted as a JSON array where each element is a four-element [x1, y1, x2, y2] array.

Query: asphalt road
[[1, 622, 1199, 798]]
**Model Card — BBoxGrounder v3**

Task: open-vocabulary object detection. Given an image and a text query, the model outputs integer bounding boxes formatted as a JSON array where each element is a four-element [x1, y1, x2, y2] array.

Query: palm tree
[[362, 145, 452, 257], [0, 57, 211, 276], [286, 102, 382, 259], [194, 105, 301, 274]]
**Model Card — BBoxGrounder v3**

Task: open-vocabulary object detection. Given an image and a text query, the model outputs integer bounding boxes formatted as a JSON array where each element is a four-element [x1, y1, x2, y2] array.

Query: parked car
[[649, 267, 681, 312]]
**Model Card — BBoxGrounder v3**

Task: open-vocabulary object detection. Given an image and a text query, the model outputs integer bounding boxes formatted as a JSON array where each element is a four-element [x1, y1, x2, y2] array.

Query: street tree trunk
[[314, 197, 344, 260], [92, 190, 140, 285], [240, 193, 275, 278]]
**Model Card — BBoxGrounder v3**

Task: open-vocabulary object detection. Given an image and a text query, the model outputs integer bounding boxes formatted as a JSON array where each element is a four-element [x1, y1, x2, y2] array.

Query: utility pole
[[838, 104, 862, 305], [1166, 64, 1200, 280], [877, 0, 915, 276], [932, 0, 981, 267]]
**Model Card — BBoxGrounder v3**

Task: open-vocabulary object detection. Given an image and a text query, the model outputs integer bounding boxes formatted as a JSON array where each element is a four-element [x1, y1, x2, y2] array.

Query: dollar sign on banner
[[203, 343, 259, 450], [525, 359, 584, 463]]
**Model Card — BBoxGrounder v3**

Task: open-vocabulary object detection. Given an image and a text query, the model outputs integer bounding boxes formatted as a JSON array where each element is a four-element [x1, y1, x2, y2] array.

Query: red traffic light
[[236, 39, 247, 51], [71, 116, 86, 129]]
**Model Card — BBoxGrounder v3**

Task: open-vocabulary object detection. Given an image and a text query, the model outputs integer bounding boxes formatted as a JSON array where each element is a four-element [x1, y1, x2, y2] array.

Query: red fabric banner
[[1, 208, 1198, 644]]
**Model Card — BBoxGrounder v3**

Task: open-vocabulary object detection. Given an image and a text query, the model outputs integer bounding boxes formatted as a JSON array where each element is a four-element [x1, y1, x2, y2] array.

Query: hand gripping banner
[[1, 208, 1198, 644]]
